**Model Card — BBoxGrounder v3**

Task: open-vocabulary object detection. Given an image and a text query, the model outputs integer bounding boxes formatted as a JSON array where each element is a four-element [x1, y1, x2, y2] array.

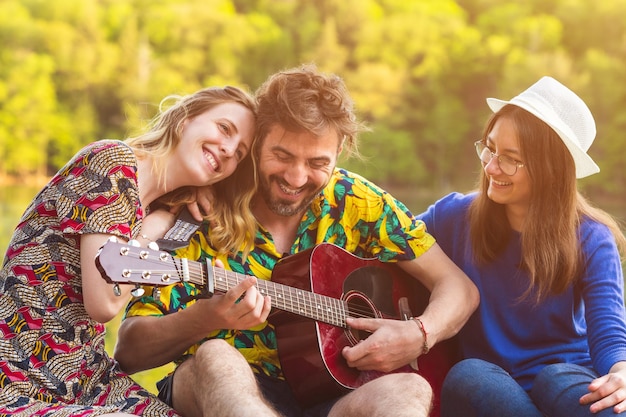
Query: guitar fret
[[310, 292, 320, 320], [336, 297, 345, 327], [331, 296, 338, 326], [336, 297, 346, 326], [296, 289, 306, 316], [326, 296, 333, 323], [305, 291, 315, 318], [317, 293, 328, 323], [310, 292, 316, 317]]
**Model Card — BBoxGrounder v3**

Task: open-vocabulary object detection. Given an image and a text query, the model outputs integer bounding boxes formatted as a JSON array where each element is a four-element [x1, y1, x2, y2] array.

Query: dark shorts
[[256, 372, 338, 417], [156, 373, 175, 407], [156, 369, 338, 417]]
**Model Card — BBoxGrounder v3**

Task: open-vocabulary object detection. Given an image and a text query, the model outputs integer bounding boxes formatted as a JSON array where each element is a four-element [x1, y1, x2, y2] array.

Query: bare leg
[[172, 339, 280, 417], [328, 373, 432, 417]]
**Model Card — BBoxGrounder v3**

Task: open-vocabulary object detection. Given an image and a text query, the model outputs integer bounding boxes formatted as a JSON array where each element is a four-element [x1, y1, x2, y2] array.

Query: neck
[[252, 196, 302, 254], [136, 157, 170, 208]]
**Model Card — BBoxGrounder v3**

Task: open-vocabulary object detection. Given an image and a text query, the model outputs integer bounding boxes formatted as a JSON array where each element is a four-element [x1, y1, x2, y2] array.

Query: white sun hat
[[486, 76, 599, 178]]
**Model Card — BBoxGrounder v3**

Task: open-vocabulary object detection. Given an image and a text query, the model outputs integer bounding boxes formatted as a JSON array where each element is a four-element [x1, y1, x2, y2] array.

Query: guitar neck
[[96, 239, 352, 328], [183, 258, 349, 329]]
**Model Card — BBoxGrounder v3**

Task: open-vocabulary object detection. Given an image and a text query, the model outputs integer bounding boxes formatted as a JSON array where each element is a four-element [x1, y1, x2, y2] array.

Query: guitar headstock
[[96, 237, 186, 287]]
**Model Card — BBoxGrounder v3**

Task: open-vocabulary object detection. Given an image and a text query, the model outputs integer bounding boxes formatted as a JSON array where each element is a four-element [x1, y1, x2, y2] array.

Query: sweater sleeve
[[579, 219, 626, 375]]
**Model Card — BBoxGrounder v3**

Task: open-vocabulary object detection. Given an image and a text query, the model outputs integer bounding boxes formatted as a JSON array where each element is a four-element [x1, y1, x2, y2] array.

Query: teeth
[[492, 179, 511, 186], [279, 183, 301, 195], [205, 151, 218, 170]]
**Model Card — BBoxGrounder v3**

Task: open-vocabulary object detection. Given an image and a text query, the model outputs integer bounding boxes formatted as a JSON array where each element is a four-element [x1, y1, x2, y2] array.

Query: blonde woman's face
[[175, 102, 255, 186]]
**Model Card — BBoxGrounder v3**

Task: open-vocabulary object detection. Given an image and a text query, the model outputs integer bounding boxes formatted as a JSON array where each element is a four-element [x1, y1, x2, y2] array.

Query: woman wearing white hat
[[417, 76, 626, 416]]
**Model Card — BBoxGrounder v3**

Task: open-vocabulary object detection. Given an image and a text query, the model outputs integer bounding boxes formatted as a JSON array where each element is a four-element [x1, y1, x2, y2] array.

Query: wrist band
[[411, 317, 430, 355]]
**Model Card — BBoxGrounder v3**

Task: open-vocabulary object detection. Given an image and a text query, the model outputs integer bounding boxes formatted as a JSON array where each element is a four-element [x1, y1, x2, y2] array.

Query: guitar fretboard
[[181, 259, 350, 328]]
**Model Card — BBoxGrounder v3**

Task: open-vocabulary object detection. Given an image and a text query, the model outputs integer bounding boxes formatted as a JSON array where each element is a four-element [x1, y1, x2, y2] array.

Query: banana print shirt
[[125, 168, 435, 380]]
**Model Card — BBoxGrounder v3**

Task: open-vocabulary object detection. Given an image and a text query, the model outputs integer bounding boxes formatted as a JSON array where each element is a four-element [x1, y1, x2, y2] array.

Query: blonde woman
[[0, 85, 257, 416]]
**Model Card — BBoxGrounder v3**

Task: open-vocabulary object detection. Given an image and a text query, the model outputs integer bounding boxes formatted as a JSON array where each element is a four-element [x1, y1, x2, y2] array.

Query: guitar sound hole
[[344, 290, 381, 345]]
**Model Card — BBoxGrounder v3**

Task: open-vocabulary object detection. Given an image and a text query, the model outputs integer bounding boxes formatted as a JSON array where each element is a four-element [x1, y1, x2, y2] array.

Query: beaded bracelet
[[411, 317, 430, 355]]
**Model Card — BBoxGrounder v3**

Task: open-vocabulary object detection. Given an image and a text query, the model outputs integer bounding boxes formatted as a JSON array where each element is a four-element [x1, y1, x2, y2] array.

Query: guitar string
[[117, 247, 394, 327], [121, 250, 384, 321], [203, 262, 382, 321], [204, 264, 377, 322]]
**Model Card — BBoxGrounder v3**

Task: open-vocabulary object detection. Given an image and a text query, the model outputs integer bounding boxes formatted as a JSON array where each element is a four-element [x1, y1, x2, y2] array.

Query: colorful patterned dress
[[125, 168, 434, 382], [0, 140, 179, 416]]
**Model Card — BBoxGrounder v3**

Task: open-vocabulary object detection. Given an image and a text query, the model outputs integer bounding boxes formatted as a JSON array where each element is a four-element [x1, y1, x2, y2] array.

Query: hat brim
[[486, 98, 599, 179]]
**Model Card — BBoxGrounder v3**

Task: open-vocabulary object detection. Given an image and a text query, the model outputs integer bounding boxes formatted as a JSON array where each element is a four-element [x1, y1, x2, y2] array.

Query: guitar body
[[270, 243, 458, 414]]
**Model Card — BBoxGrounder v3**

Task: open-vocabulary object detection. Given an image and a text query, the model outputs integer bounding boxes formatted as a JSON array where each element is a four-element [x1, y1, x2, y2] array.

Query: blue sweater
[[417, 192, 626, 391]]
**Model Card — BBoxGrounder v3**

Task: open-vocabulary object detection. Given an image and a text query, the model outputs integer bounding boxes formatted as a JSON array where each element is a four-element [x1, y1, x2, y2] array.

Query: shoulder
[[85, 139, 134, 162], [326, 167, 410, 207], [436, 191, 476, 208], [418, 191, 476, 220], [414, 192, 476, 241], [65, 140, 135, 174], [325, 168, 385, 196], [579, 216, 617, 248], [77, 139, 132, 157], [52, 141, 140, 234]]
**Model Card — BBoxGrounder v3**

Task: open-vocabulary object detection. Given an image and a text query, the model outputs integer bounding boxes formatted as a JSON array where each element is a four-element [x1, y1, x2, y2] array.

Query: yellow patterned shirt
[[124, 168, 435, 380]]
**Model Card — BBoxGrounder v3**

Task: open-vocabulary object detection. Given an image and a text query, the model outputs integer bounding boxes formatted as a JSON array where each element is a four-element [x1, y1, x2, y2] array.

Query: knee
[[398, 372, 432, 399], [375, 373, 432, 402], [442, 358, 506, 401], [535, 363, 590, 381], [444, 358, 488, 389], [396, 373, 433, 415], [194, 339, 245, 369], [347, 373, 432, 415], [533, 363, 596, 394], [531, 363, 598, 416]]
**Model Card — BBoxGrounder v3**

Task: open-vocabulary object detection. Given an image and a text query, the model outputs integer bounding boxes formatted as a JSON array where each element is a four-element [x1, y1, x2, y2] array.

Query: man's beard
[[258, 174, 321, 217]]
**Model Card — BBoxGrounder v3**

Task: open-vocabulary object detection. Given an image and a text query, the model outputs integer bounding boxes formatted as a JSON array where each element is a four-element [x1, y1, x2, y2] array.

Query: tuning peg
[[131, 284, 145, 297], [147, 241, 160, 251], [153, 288, 161, 300], [113, 284, 121, 296], [127, 239, 141, 247], [108, 236, 118, 243]]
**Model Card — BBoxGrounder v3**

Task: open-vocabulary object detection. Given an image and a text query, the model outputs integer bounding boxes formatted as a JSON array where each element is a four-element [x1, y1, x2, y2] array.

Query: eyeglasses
[[474, 141, 525, 176]]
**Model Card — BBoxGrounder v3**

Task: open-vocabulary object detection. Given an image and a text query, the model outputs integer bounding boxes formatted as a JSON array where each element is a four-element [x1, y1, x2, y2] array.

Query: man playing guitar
[[112, 65, 478, 417]]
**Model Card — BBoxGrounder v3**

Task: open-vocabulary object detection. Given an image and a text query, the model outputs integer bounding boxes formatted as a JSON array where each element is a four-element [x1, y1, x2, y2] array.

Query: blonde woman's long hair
[[125, 86, 258, 256], [469, 105, 626, 303]]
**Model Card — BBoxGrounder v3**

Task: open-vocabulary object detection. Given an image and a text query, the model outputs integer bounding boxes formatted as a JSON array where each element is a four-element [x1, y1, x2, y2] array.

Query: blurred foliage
[[0, 0, 625, 203], [2, 0, 626, 394]]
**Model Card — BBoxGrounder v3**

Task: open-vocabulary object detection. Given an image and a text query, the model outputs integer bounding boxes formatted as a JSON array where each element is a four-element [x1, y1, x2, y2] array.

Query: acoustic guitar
[[96, 238, 456, 410]]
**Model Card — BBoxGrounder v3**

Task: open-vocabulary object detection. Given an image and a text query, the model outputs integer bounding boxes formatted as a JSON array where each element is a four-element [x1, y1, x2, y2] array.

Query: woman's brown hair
[[469, 104, 625, 302]]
